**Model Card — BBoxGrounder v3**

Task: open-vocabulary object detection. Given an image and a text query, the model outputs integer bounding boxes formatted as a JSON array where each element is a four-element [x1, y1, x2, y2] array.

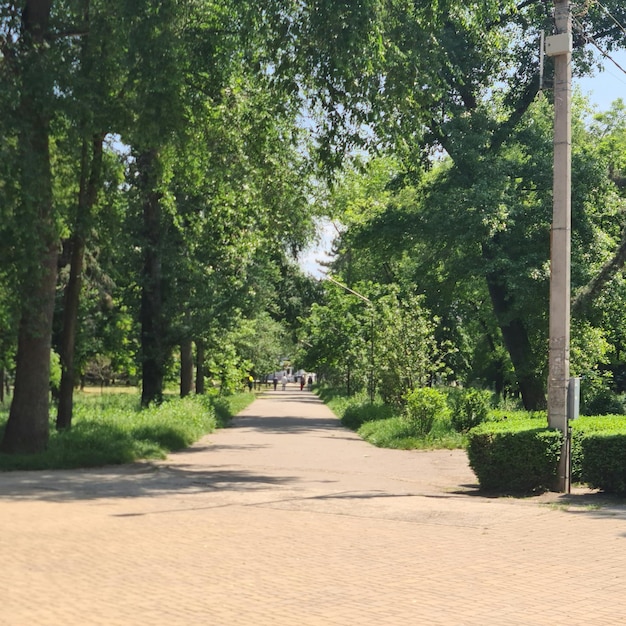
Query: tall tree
[[294, 1, 626, 408], [0, 1, 57, 453]]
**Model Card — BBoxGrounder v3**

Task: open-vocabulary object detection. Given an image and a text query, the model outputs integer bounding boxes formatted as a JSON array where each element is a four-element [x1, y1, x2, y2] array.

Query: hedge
[[571, 415, 626, 494], [467, 419, 563, 494]]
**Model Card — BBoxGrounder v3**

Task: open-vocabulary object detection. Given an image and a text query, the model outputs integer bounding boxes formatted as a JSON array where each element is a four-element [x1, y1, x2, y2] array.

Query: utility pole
[[546, 0, 572, 492]]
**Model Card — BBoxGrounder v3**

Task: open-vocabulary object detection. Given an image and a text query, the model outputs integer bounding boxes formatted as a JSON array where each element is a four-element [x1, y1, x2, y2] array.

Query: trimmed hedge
[[467, 420, 563, 494], [571, 415, 626, 494]]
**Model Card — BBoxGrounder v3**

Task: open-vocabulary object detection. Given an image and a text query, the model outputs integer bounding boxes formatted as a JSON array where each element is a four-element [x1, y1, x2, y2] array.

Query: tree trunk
[[57, 134, 104, 430], [485, 271, 546, 410], [2, 244, 57, 453], [180, 338, 193, 398], [138, 149, 165, 407], [0, 368, 4, 404], [1, 0, 56, 454], [195, 339, 205, 394]]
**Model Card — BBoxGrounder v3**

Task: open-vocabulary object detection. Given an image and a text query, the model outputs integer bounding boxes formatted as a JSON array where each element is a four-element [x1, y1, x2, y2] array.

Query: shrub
[[450, 388, 491, 432], [578, 433, 626, 493], [571, 415, 626, 493], [403, 387, 449, 436], [581, 388, 626, 416], [467, 420, 563, 494], [341, 401, 395, 430]]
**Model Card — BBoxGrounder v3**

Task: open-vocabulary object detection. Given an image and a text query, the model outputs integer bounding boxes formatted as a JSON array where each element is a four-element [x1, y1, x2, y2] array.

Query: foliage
[[229, 312, 292, 379], [358, 415, 464, 450], [49, 350, 62, 396], [449, 388, 491, 433], [297, 281, 373, 394], [486, 409, 546, 423], [571, 415, 626, 493], [466, 421, 563, 494], [0, 391, 254, 471], [403, 387, 450, 437], [340, 396, 395, 430], [579, 373, 626, 416], [375, 289, 443, 405], [2, 1, 626, 451], [297, 279, 442, 403]]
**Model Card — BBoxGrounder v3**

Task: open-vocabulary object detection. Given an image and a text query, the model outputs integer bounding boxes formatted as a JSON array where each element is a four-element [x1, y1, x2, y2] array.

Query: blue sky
[[575, 48, 626, 111]]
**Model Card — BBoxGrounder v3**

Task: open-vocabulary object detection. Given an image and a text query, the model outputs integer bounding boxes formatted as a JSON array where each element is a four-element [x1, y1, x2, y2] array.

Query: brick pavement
[[1, 386, 626, 625]]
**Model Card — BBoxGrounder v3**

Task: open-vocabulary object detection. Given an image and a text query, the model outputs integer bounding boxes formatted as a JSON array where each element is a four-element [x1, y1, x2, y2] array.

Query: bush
[[571, 415, 626, 493], [450, 388, 491, 432], [318, 388, 394, 430], [467, 420, 563, 494], [403, 387, 449, 436], [341, 401, 395, 430], [581, 388, 626, 416]]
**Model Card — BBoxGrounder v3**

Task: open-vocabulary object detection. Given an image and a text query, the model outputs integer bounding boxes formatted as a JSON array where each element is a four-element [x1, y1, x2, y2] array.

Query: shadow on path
[[0, 463, 302, 503], [231, 415, 345, 433]]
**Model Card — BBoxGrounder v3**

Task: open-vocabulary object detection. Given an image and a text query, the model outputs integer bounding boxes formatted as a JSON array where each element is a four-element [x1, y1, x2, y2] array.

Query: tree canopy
[[1, 1, 626, 454]]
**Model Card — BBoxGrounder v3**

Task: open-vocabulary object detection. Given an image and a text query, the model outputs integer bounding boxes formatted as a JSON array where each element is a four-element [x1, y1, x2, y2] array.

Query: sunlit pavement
[[1, 384, 626, 625]]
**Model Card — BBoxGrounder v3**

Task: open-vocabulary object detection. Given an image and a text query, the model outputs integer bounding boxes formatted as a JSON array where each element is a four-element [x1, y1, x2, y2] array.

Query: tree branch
[[572, 222, 626, 316]]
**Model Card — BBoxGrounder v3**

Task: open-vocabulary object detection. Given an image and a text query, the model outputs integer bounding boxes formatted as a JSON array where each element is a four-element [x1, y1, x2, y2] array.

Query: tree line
[[295, 1, 626, 412], [1, 1, 625, 454]]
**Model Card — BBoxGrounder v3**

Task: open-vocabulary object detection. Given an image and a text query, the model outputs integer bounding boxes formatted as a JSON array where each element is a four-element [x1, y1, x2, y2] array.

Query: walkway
[[1, 386, 626, 625]]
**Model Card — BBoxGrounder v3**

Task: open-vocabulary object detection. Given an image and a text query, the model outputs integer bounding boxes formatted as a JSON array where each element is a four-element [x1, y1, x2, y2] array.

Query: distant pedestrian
[[300, 376, 305, 391], [281, 375, 288, 391], [307, 376, 313, 391], [247, 375, 254, 392], [273, 376, 278, 391]]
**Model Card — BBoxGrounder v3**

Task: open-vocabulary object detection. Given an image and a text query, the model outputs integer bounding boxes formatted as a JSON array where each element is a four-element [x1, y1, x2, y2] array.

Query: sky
[[299, 48, 626, 279], [575, 48, 626, 111]]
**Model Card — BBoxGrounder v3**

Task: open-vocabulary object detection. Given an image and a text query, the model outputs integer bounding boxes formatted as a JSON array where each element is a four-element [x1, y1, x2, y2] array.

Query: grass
[[0, 389, 256, 471], [318, 387, 550, 451], [357, 415, 466, 450], [319, 387, 467, 450]]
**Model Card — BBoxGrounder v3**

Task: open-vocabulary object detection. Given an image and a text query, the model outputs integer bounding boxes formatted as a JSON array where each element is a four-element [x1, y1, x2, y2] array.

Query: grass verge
[[0, 390, 256, 471], [319, 388, 466, 450]]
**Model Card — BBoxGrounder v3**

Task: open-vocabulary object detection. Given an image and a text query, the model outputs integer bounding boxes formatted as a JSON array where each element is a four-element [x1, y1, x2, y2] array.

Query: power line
[[592, 0, 626, 39], [572, 15, 626, 78]]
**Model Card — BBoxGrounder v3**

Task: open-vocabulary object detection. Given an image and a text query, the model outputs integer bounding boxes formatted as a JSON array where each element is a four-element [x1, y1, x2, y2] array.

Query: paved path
[[1, 387, 626, 625]]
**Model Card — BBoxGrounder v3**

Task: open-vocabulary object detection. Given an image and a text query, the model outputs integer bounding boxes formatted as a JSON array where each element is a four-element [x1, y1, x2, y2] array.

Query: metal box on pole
[[567, 377, 580, 421]]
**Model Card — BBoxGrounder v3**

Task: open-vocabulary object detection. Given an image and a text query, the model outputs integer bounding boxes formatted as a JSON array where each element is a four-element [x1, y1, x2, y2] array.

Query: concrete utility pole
[[546, 0, 572, 492]]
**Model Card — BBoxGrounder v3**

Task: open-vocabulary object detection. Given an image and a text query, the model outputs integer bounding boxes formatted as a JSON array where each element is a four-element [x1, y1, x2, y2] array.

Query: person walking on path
[[281, 374, 288, 391], [273, 376, 278, 391]]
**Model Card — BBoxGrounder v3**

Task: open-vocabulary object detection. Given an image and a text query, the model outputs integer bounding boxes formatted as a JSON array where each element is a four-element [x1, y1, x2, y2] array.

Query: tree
[[298, 282, 371, 394], [375, 289, 443, 406], [0, 1, 58, 453], [322, 95, 626, 408], [289, 1, 625, 408]]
